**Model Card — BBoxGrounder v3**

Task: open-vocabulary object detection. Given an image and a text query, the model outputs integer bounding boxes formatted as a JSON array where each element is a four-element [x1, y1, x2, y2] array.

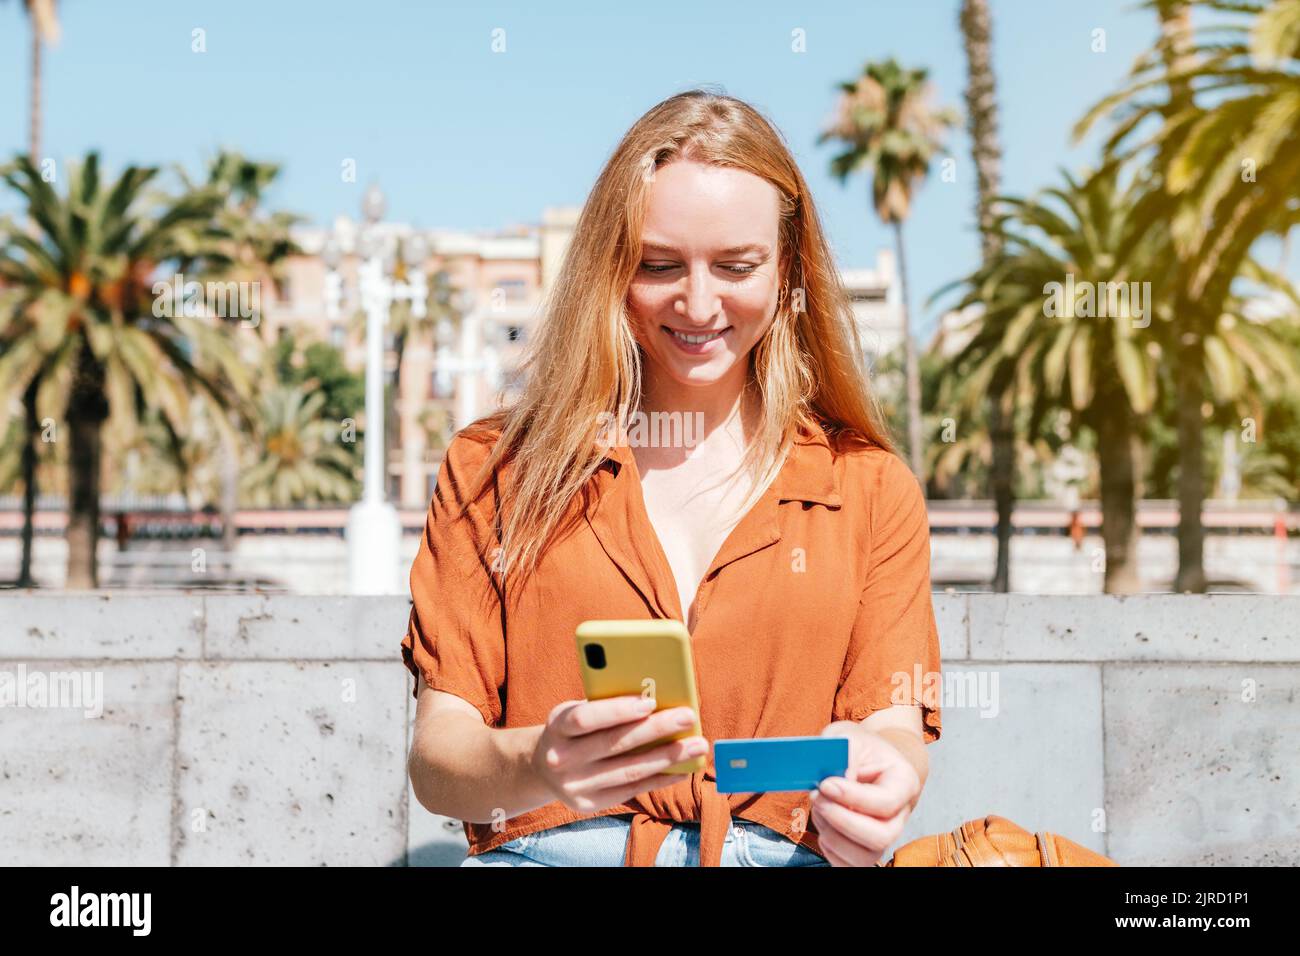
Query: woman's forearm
[[409, 713, 555, 825], [869, 726, 930, 814]]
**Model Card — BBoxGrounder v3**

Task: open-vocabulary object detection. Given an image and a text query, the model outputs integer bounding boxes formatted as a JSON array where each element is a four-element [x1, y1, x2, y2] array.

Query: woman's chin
[[660, 360, 736, 389]]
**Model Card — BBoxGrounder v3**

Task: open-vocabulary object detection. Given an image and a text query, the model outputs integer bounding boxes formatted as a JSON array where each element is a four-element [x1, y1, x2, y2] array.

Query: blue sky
[[1, 0, 1194, 338]]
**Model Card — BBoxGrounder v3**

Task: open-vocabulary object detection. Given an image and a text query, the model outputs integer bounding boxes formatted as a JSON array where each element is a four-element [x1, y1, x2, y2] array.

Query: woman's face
[[627, 159, 784, 391]]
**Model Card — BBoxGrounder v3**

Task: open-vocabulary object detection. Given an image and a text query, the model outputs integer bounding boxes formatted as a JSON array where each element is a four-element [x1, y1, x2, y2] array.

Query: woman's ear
[[769, 251, 785, 321]]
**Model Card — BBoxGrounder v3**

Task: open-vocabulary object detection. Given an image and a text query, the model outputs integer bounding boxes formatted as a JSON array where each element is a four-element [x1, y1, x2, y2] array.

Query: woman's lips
[[662, 325, 730, 354]]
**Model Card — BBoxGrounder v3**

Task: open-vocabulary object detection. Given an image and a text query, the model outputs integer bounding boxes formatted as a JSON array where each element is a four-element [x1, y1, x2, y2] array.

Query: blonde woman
[[403, 89, 942, 867]]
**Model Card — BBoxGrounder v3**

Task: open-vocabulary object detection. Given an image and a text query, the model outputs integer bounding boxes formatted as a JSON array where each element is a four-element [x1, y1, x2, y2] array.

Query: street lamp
[[322, 184, 429, 594], [431, 288, 502, 432]]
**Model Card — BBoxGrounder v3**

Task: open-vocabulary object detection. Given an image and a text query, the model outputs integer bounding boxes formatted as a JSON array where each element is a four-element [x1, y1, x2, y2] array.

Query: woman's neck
[[639, 360, 755, 442], [633, 359, 763, 502]]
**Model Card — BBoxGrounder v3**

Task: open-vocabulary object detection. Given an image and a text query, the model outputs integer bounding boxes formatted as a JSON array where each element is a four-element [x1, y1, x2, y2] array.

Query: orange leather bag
[[883, 815, 1118, 866]]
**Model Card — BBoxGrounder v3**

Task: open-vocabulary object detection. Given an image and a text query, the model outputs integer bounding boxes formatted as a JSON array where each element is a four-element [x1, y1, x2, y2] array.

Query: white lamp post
[[432, 289, 502, 431], [324, 184, 429, 594]]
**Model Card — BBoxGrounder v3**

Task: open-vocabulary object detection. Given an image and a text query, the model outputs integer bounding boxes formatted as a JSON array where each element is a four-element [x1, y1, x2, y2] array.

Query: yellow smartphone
[[574, 619, 706, 774]]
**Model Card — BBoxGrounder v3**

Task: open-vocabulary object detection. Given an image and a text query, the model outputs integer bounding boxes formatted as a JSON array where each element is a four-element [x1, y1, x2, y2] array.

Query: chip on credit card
[[713, 736, 850, 794]]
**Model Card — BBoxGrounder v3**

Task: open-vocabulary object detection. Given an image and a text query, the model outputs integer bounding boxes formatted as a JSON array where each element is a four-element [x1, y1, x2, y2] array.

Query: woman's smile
[[661, 324, 732, 354]]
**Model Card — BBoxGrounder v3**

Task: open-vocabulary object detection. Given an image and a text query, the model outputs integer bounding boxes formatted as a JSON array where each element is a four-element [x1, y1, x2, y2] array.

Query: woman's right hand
[[530, 695, 707, 812]]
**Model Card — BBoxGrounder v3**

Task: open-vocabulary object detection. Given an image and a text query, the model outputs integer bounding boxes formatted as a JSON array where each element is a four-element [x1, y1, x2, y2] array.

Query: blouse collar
[[593, 414, 842, 508]]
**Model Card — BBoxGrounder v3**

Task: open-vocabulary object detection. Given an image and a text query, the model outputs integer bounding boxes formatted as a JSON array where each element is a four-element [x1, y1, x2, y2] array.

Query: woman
[[403, 89, 942, 867]]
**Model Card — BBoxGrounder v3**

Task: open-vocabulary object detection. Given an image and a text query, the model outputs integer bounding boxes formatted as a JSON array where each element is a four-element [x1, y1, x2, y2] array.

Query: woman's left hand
[[808, 720, 920, 867]]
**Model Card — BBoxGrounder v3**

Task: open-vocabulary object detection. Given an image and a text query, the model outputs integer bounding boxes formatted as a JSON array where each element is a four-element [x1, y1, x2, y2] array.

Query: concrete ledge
[[0, 593, 203, 660], [204, 594, 407, 660], [0, 592, 1294, 866], [968, 594, 1300, 661]]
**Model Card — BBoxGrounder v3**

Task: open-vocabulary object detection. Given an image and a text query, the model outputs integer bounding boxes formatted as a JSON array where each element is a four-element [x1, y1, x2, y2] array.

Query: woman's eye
[[638, 263, 756, 275]]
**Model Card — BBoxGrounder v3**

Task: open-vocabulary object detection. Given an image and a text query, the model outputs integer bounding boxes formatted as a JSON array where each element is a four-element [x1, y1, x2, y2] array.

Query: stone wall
[[0, 593, 1295, 866]]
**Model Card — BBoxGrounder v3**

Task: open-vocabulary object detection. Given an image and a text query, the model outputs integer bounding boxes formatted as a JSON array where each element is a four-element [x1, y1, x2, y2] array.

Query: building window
[[330, 324, 345, 348]]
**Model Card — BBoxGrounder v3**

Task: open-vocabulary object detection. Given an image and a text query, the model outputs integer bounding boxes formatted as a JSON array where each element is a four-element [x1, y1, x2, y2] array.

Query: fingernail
[[822, 780, 842, 797]]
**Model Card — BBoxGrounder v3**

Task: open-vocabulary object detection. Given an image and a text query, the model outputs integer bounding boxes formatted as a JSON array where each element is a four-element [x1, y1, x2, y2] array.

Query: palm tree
[[924, 314, 1069, 504], [1075, 0, 1300, 590], [944, 160, 1300, 591], [184, 150, 302, 292], [0, 153, 255, 588], [182, 150, 301, 553], [959, 0, 1015, 591], [121, 401, 224, 508], [239, 384, 359, 507], [939, 166, 1168, 592], [8, 0, 60, 587], [820, 58, 959, 477]]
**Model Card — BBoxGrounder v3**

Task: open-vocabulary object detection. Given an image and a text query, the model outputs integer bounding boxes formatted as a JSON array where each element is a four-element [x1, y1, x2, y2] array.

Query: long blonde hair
[[458, 88, 896, 592]]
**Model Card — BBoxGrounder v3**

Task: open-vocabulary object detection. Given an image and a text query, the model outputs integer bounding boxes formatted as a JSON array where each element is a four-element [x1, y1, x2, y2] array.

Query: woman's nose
[[676, 268, 723, 322]]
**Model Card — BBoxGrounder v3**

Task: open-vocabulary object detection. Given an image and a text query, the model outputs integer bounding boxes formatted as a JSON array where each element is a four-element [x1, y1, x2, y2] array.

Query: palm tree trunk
[[19, 11, 44, 588], [960, 0, 1002, 254], [220, 415, 239, 556], [1095, 396, 1142, 594], [17, 378, 39, 587], [65, 340, 108, 590], [989, 374, 1014, 591], [1156, 0, 1208, 593], [29, 15, 42, 162], [1174, 330, 1207, 591], [893, 220, 924, 477], [960, 0, 1011, 591]]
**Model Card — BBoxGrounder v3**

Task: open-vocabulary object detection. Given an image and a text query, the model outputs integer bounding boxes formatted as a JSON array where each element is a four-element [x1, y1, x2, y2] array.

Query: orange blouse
[[401, 415, 943, 866]]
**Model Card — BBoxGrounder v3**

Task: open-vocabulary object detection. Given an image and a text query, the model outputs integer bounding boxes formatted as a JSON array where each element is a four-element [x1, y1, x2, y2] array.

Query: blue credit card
[[713, 736, 850, 794]]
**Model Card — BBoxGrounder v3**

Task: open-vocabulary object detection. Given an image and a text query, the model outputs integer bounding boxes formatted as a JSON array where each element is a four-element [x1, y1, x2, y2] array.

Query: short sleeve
[[832, 453, 943, 743], [401, 433, 506, 726]]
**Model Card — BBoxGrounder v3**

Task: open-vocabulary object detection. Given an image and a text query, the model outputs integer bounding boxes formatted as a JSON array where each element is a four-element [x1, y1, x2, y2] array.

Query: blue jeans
[[460, 813, 831, 867]]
